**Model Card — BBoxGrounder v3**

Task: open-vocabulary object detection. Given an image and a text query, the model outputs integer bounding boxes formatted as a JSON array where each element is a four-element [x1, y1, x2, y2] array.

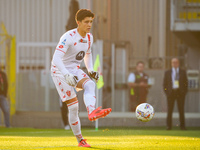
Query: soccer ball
[[135, 103, 155, 122]]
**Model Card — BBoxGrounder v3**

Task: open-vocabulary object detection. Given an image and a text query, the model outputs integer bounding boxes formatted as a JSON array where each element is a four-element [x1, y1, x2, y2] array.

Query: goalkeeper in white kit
[[51, 9, 112, 147]]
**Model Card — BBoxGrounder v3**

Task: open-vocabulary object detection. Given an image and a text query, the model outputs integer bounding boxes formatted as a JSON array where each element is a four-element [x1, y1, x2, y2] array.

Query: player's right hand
[[64, 73, 78, 87]]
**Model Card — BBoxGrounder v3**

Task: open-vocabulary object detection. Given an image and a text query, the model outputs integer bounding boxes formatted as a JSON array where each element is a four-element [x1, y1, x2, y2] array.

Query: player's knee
[[68, 103, 79, 123], [68, 102, 78, 114], [84, 80, 95, 91]]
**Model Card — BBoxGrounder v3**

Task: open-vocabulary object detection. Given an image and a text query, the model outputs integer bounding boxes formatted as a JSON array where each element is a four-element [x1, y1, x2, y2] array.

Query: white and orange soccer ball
[[135, 103, 155, 122]]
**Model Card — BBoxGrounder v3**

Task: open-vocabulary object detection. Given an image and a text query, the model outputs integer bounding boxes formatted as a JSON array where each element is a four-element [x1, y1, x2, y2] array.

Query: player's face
[[136, 63, 144, 73], [171, 58, 179, 68], [78, 17, 93, 33]]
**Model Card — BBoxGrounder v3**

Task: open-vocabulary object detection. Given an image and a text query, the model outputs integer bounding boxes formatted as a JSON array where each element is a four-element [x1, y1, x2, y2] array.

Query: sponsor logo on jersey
[[79, 39, 87, 43], [76, 51, 85, 60], [62, 39, 66, 45]]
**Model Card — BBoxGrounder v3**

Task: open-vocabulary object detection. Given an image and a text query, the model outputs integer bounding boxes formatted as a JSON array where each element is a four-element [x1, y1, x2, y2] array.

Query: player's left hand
[[89, 71, 99, 81]]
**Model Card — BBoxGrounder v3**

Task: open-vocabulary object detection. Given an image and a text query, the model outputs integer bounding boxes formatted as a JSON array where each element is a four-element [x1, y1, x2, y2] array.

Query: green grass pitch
[[0, 127, 200, 150]]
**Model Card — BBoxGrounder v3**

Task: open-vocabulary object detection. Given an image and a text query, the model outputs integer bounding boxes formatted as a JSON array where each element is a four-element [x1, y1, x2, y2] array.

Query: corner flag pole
[[94, 54, 104, 131], [95, 89, 99, 131]]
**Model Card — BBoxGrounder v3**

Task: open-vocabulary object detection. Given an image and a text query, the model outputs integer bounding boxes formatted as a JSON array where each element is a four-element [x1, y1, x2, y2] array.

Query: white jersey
[[52, 28, 94, 75]]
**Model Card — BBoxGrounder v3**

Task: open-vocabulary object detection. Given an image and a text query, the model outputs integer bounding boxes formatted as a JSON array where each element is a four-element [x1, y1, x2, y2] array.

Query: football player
[[51, 9, 112, 147]]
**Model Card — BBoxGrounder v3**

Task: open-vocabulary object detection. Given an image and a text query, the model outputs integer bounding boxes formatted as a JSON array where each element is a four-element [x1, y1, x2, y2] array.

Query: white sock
[[75, 134, 83, 143], [83, 80, 96, 114], [68, 102, 83, 143]]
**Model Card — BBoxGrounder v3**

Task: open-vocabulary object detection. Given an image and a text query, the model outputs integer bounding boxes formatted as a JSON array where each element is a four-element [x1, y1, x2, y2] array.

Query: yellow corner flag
[[93, 54, 104, 89]]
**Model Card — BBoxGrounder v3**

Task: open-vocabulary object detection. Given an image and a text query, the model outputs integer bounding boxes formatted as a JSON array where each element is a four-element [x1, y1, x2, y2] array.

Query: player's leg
[[59, 99, 70, 130], [66, 97, 90, 147], [65, 98, 81, 141], [51, 73, 90, 147], [76, 70, 112, 121], [77, 78, 96, 114]]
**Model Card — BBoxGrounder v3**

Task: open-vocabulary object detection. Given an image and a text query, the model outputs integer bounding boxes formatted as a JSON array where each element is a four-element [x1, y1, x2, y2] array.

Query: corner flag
[[93, 54, 104, 89]]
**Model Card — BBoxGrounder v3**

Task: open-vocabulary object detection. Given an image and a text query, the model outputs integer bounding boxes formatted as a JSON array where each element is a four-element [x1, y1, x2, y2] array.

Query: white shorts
[[51, 66, 90, 102]]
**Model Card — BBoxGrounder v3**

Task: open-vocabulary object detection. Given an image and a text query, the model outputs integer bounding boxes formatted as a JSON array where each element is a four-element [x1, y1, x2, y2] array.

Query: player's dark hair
[[75, 9, 94, 22], [136, 61, 145, 66]]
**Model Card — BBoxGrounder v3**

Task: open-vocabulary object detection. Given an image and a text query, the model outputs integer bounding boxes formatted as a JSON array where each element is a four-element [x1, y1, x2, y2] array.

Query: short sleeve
[[128, 73, 136, 83]]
